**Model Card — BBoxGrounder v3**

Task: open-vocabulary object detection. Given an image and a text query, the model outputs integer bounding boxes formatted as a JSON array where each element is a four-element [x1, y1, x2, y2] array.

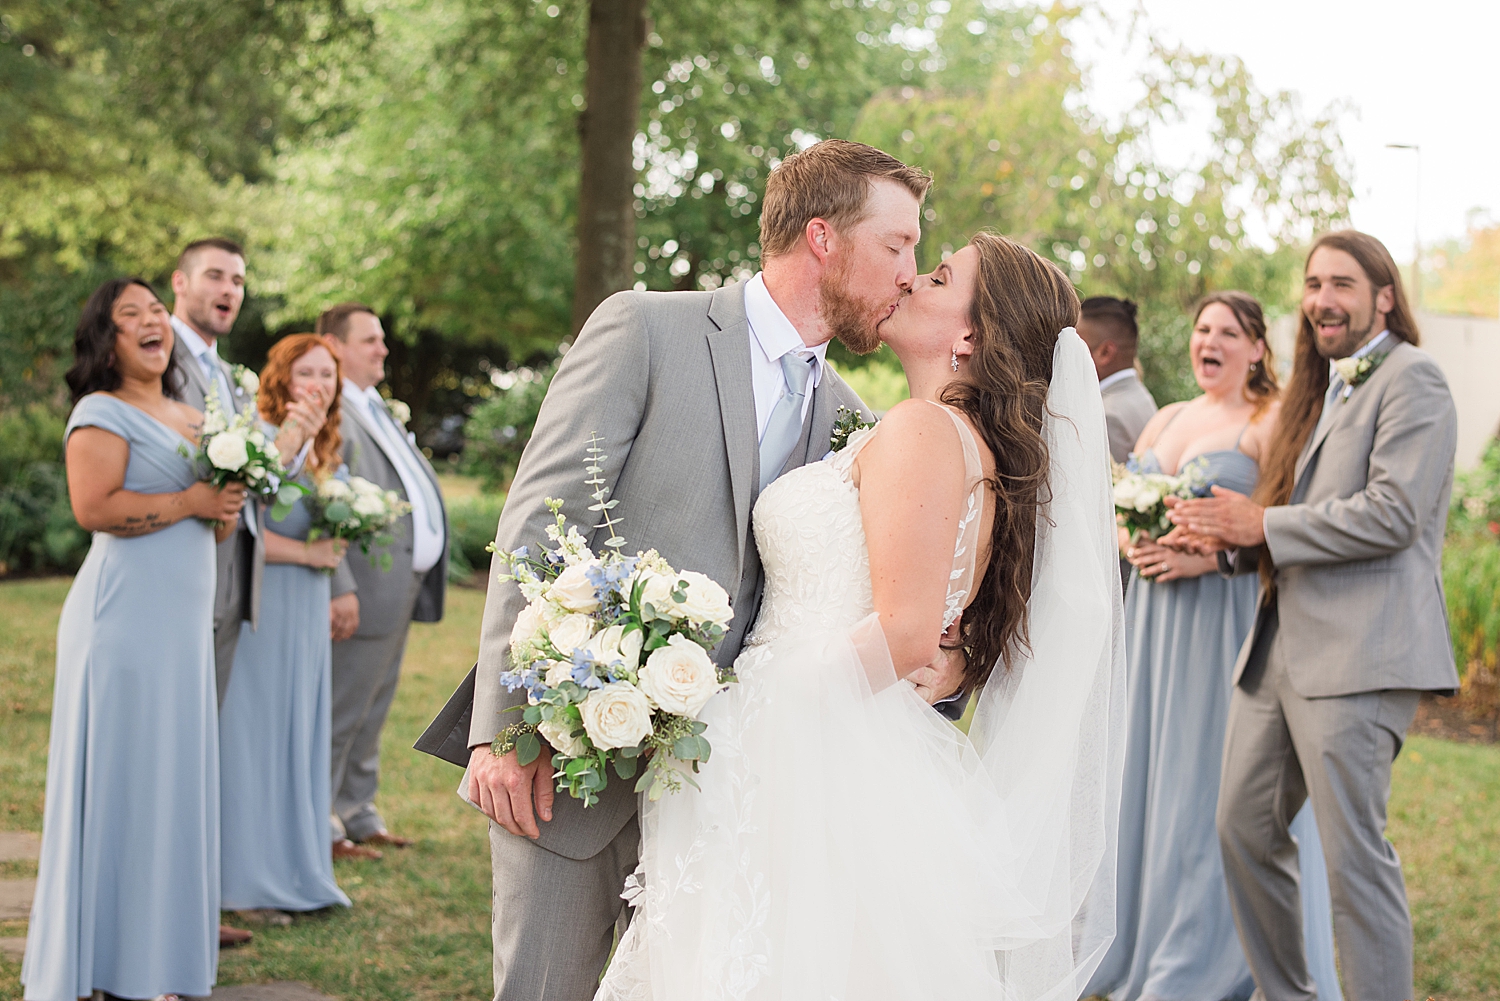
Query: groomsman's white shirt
[[347, 378, 445, 573], [1098, 368, 1141, 393], [744, 272, 827, 439]]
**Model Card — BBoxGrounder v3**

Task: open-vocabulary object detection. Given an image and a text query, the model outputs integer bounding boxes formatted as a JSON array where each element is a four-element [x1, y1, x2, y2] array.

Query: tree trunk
[[571, 0, 649, 335]]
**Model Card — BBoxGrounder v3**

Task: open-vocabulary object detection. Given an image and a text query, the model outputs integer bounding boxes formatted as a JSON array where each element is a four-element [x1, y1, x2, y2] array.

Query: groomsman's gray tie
[[1313, 373, 1346, 443], [759, 352, 816, 491]]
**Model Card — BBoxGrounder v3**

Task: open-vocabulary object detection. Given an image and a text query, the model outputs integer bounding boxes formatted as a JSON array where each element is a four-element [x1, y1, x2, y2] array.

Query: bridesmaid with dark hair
[[22, 278, 244, 1001], [1087, 292, 1342, 1001]]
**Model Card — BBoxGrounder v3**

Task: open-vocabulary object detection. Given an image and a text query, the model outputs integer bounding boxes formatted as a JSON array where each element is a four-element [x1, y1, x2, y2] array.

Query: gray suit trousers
[[1217, 604, 1420, 1001], [212, 526, 253, 709], [330, 571, 424, 840], [489, 816, 641, 1001]]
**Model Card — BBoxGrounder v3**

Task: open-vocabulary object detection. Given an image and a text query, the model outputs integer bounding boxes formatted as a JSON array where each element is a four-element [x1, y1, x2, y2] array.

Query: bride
[[596, 232, 1127, 1001]]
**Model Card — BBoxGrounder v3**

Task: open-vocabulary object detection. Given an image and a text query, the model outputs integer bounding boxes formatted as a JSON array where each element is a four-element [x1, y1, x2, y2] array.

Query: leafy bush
[[461, 362, 556, 494], [0, 406, 88, 575], [446, 492, 506, 583], [1450, 438, 1500, 536], [1444, 530, 1500, 685]]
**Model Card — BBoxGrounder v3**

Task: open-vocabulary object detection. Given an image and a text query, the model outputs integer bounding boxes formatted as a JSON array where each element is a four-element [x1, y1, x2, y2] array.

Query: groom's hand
[[909, 615, 965, 705], [469, 744, 555, 839]]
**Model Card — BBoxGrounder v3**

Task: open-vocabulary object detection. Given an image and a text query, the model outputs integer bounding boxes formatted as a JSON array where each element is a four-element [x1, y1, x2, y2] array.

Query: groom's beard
[[820, 259, 886, 356]]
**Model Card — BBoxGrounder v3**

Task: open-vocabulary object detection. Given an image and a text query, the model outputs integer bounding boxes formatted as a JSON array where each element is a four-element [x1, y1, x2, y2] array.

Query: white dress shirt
[[171, 316, 238, 412], [349, 380, 445, 573], [1098, 368, 1140, 393], [743, 273, 827, 440]]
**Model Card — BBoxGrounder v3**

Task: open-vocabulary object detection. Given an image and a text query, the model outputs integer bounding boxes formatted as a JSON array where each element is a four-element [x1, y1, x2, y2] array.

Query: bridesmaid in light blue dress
[[24, 278, 246, 1001], [219, 334, 350, 917], [1088, 293, 1343, 1001]]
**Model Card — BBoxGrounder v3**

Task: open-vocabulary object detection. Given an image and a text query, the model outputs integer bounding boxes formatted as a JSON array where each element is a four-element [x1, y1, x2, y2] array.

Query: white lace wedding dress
[[598, 336, 1126, 1001]]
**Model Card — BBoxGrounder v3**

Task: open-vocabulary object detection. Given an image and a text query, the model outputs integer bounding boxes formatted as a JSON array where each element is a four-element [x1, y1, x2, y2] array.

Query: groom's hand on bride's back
[[909, 615, 966, 706], [468, 744, 555, 838]]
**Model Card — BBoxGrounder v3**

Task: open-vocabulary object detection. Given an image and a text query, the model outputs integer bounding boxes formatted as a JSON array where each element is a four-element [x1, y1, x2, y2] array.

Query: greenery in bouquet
[[183, 389, 290, 510], [300, 475, 412, 571], [1112, 455, 1212, 540], [489, 436, 735, 806]]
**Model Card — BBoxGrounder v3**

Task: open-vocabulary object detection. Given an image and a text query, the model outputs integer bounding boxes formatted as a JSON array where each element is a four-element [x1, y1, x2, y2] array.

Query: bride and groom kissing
[[417, 139, 1127, 999]]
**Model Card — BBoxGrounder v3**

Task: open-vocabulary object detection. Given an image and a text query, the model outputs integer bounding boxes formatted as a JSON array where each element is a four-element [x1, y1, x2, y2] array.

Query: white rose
[[510, 603, 546, 657], [263, 440, 280, 460], [206, 431, 249, 471], [320, 478, 353, 501], [675, 571, 733, 627], [1134, 486, 1161, 513], [1333, 357, 1361, 384], [237, 367, 260, 394], [538, 716, 589, 758], [548, 562, 601, 613], [578, 682, 654, 750], [637, 634, 722, 717], [1113, 481, 1138, 509], [352, 494, 386, 517], [546, 613, 596, 657], [201, 410, 227, 436], [387, 399, 411, 426], [637, 571, 678, 616], [584, 624, 626, 664], [542, 659, 574, 688]]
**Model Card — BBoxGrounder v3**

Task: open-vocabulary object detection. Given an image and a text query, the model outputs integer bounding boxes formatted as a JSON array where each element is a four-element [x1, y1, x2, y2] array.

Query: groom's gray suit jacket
[[1227, 339, 1459, 697], [416, 281, 865, 860]]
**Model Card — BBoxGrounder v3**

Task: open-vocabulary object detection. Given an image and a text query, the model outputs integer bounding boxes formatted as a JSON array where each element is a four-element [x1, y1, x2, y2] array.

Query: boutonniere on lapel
[[385, 397, 412, 427], [829, 405, 875, 453], [231, 364, 259, 398], [1332, 350, 1390, 400]]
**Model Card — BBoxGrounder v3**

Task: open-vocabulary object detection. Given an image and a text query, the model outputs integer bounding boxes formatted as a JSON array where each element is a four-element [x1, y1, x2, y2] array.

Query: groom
[[417, 140, 957, 999], [1167, 231, 1457, 1001]]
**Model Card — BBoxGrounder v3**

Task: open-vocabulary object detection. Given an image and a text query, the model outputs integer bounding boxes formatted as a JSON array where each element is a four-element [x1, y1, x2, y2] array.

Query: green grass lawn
[[2, 575, 1498, 999]]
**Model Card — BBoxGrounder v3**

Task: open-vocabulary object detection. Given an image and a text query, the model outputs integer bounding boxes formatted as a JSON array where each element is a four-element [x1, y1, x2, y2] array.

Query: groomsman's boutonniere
[[1332, 350, 1390, 400], [232, 364, 259, 397], [386, 398, 412, 427], [830, 406, 875, 453]]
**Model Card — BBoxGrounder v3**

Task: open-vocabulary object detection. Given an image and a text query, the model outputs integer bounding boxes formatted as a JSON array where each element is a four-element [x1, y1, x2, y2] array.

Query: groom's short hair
[[759, 140, 931, 257]]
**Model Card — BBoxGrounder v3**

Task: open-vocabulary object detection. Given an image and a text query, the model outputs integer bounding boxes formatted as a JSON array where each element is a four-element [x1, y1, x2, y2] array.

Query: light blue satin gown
[[23, 393, 220, 1001], [219, 473, 350, 912], [1087, 441, 1343, 1001]]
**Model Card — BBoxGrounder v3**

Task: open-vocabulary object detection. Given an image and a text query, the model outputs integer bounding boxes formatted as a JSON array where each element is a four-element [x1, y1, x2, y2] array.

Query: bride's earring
[[951, 349, 960, 373]]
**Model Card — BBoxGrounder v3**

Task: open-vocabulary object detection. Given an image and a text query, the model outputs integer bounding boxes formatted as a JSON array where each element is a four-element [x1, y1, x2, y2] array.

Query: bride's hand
[[909, 615, 965, 705]]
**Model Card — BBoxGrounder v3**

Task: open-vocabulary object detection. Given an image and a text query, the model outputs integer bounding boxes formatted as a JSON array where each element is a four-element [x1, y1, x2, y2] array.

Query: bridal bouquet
[[1112, 455, 1211, 540], [187, 389, 286, 502], [300, 475, 412, 571], [489, 435, 735, 806]]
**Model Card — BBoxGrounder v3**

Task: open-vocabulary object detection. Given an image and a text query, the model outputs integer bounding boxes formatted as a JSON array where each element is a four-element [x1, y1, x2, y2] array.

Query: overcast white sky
[[1073, 0, 1500, 260]]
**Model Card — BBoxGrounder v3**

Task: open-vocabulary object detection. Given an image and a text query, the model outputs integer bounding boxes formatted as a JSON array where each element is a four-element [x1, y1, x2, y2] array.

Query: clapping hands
[[1157, 487, 1266, 555]]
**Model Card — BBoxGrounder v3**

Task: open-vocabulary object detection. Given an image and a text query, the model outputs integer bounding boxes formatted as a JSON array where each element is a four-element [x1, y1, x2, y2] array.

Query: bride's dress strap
[[919, 401, 986, 629]]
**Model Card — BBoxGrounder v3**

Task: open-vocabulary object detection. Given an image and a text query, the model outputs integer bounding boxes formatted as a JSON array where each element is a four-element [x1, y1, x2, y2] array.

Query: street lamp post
[[1386, 143, 1421, 311]]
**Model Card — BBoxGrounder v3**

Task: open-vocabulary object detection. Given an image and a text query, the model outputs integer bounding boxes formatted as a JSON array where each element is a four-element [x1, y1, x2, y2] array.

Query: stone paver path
[[0, 830, 41, 862], [0, 936, 23, 960], [0, 877, 36, 920]]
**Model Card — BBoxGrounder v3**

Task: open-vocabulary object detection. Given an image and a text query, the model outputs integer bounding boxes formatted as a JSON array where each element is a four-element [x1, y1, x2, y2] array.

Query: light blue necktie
[[370, 397, 441, 532], [1313, 371, 1345, 443], [759, 352, 816, 491]]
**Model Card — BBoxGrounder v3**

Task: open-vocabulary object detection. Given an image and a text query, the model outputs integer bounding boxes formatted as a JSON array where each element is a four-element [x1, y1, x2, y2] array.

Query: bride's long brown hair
[[940, 232, 1080, 689]]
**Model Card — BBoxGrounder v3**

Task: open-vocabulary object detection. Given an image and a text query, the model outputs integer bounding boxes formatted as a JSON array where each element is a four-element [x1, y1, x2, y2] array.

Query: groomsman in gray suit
[[321, 302, 447, 854], [1078, 295, 1157, 465], [1168, 231, 1458, 1001], [415, 141, 964, 1000], [168, 237, 264, 710]]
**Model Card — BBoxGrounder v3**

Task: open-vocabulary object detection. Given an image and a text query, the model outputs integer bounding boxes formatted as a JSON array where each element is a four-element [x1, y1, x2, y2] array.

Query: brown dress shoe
[[333, 837, 383, 860], [219, 923, 254, 947], [359, 829, 414, 848]]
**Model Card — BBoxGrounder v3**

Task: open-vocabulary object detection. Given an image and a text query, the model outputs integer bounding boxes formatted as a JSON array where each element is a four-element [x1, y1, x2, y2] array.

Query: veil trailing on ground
[[966, 326, 1128, 999]]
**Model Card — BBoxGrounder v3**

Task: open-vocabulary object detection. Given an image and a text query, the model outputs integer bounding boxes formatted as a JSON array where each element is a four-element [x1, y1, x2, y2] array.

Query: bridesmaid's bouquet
[[188, 390, 286, 502], [302, 475, 412, 571], [489, 435, 735, 806], [1112, 455, 1211, 540]]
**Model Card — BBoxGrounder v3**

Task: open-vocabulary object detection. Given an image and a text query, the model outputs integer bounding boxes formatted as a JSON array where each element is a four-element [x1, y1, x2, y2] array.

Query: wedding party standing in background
[[168, 238, 262, 714], [218, 334, 352, 923], [1089, 292, 1342, 1001], [22, 279, 246, 1001], [1169, 232, 1459, 1001], [319, 303, 447, 855]]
